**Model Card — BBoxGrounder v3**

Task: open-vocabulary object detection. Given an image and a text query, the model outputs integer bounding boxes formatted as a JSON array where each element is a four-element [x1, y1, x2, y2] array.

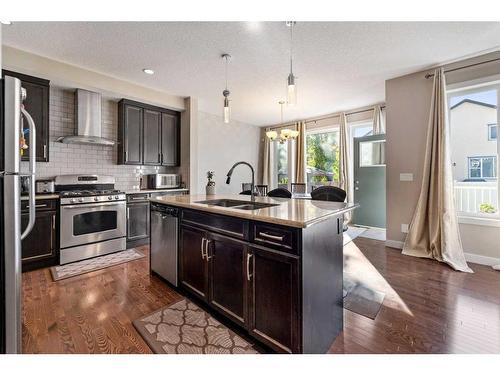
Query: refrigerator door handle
[[20, 106, 37, 240]]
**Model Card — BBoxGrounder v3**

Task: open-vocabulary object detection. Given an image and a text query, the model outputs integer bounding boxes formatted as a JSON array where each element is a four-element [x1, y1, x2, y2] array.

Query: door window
[[359, 140, 386, 167]]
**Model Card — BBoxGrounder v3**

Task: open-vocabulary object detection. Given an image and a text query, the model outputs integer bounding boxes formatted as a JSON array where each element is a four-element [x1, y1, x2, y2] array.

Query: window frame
[[488, 123, 497, 141], [467, 155, 497, 180]]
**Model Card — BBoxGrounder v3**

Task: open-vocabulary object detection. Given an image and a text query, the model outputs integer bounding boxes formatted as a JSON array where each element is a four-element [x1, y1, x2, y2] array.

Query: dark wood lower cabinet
[[175, 206, 344, 354], [247, 246, 300, 354], [21, 200, 58, 272], [208, 233, 248, 327], [179, 225, 209, 300]]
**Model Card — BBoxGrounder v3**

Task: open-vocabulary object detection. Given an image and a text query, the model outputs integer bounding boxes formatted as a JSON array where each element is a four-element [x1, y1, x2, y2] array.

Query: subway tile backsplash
[[21, 87, 176, 191]]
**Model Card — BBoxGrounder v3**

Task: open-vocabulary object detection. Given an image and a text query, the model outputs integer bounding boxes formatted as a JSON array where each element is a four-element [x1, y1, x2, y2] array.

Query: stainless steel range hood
[[57, 89, 115, 146]]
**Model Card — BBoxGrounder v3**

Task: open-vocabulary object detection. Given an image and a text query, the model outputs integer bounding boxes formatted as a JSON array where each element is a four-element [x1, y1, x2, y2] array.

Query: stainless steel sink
[[195, 199, 279, 210]]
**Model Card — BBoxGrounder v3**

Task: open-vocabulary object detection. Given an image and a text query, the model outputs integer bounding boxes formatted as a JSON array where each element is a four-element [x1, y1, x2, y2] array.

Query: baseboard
[[385, 239, 404, 249], [464, 252, 500, 267]]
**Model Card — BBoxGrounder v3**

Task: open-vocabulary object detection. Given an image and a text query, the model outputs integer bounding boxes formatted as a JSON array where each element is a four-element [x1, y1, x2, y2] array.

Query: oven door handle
[[61, 202, 126, 209]]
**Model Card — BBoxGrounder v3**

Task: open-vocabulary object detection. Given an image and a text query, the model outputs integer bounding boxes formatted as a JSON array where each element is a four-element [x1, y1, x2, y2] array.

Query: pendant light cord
[[289, 22, 294, 74], [225, 55, 228, 91]]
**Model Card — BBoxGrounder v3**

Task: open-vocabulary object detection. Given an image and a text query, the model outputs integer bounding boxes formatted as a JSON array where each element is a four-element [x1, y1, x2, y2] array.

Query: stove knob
[[108, 196, 113, 200], [70, 198, 76, 203], [114, 195, 119, 200], [94, 197, 99, 202], [78, 198, 84, 203]]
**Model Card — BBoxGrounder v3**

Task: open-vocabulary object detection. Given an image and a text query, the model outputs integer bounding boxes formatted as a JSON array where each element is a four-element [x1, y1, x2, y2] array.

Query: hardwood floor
[[22, 240, 500, 354], [22, 246, 182, 353], [330, 237, 500, 354]]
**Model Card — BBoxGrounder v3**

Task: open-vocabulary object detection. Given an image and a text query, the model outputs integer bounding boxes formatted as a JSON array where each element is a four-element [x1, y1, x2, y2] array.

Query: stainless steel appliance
[[140, 173, 180, 190], [35, 179, 55, 194], [55, 175, 126, 265], [150, 203, 178, 286], [1, 75, 38, 353]]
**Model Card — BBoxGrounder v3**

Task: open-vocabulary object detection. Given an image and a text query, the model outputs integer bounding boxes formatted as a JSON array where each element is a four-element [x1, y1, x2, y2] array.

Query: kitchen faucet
[[226, 161, 255, 202]]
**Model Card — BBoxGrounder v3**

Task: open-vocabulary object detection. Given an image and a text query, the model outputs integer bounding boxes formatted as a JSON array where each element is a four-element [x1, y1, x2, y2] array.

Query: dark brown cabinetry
[[2, 70, 50, 162], [179, 225, 209, 300], [126, 194, 150, 248], [21, 199, 58, 272], [247, 246, 300, 353], [118, 99, 180, 166]]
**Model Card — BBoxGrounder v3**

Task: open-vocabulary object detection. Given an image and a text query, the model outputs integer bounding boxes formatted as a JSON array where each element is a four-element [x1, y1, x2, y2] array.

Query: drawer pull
[[35, 204, 48, 208], [258, 232, 284, 242], [201, 238, 206, 260], [246, 253, 253, 281]]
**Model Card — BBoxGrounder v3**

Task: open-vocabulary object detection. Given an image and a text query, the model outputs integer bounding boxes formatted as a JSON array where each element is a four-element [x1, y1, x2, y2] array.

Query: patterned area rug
[[133, 299, 258, 354], [50, 249, 145, 281]]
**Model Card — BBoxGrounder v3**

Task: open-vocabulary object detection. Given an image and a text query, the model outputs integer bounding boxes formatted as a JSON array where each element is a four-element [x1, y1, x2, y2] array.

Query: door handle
[[200, 238, 206, 260], [205, 240, 212, 261], [20, 106, 37, 240], [246, 253, 253, 281]]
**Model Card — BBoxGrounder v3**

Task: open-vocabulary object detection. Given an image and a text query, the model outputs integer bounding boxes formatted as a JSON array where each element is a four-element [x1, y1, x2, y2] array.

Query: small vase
[[206, 184, 216, 195]]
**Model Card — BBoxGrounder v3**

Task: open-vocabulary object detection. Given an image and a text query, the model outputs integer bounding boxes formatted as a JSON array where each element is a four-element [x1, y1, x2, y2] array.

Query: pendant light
[[222, 53, 231, 123], [286, 21, 297, 106]]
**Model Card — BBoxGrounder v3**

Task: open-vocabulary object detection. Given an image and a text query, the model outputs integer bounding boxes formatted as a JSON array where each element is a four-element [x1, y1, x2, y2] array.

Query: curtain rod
[[269, 104, 386, 129], [425, 56, 500, 79]]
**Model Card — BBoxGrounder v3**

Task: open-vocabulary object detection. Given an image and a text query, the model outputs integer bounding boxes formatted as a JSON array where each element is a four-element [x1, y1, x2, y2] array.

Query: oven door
[[60, 201, 126, 249]]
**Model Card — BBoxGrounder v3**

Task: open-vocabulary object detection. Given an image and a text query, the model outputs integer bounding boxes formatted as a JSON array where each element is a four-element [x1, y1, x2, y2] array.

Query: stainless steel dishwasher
[[150, 203, 178, 286]]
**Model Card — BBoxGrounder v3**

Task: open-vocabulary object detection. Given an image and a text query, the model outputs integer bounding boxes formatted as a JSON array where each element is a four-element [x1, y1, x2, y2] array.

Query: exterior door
[[179, 225, 209, 300], [353, 134, 386, 228], [207, 232, 247, 327]]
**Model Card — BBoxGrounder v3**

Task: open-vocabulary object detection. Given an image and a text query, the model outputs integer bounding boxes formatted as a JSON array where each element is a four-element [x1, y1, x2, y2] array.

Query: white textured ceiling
[[3, 22, 500, 126]]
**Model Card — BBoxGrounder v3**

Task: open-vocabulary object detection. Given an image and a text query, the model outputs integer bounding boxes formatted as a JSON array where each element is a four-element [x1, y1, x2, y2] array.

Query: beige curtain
[[294, 121, 306, 183], [402, 68, 472, 273], [338, 112, 352, 220], [262, 131, 272, 186], [373, 105, 385, 134]]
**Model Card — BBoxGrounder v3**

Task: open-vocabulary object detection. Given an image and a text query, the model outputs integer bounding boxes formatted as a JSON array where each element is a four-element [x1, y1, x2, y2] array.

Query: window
[[305, 129, 339, 191], [468, 156, 497, 179], [277, 141, 289, 188], [270, 138, 295, 190], [488, 123, 497, 140], [448, 83, 499, 216], [360, 140, 386, 167]]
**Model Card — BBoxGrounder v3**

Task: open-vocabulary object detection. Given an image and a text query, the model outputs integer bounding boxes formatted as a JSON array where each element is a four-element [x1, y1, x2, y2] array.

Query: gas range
[[54, 175, 127, 264]]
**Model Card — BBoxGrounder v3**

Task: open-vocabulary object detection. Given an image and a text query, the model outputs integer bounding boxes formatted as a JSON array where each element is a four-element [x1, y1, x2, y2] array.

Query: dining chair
[[267, 188, 292, 198], [310, 186, 348, 231], [255, 185, 268, 196], [290, 183, 306, 194]]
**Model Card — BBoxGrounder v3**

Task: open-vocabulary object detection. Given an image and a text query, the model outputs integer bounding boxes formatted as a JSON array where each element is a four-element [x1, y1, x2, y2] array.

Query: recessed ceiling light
[[142, 68, 154, 75], [1, 21, 12, 25]]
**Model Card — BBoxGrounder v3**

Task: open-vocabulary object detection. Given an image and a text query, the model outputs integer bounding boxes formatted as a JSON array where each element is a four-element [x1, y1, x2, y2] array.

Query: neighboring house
[[450, 99, 497, 182]]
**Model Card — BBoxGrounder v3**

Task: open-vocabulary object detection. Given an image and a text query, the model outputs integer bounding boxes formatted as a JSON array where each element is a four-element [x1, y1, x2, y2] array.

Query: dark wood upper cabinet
[[161, 112, 179, 166], [2, 70, 50, 162], [143, 109, 161, 165], [248, 246, 300, 354], [179, 225, 209, 301], [118, 103, 143, 165], [118, 99, 180, 166], [207, 232, 248, 327]]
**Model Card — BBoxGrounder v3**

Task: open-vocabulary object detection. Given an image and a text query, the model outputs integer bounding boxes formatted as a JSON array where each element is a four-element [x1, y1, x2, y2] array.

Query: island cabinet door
[[179, 225, 209, 301], [207, 233, 248, 327], [247, 246, 301, 354]]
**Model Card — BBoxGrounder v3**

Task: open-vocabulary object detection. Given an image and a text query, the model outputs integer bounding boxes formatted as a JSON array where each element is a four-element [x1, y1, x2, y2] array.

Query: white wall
[[196, 111, 261, 195]]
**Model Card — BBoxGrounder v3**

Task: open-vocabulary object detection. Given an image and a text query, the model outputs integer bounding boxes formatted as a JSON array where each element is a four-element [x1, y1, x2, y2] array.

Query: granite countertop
[[21, 194, 59, 200], [150, 194, 358, 228], [125, 188, 189, 194]]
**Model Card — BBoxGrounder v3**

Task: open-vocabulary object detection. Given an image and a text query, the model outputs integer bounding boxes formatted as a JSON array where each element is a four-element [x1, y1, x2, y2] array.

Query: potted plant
[[206, 171, 216, 195]]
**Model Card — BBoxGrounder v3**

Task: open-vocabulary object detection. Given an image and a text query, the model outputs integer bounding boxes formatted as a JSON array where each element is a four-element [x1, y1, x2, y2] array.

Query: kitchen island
[[149, 194, 357, 354]]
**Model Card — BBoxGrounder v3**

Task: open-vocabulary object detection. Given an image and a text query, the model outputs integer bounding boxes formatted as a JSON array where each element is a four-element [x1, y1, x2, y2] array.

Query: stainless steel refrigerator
[[1, 75, 37, 354]]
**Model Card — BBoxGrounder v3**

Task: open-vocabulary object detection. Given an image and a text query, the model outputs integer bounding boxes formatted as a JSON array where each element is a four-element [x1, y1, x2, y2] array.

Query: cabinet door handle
[[126, 207, 130, 220], [246, 253, 253, 281], [258, 232, 284, 242], [35, 204, 48, 208], [51, 215, 55, 250], [43, 145, 47, 159], [205, 240, 212, 261], [201, 238, 206, 260]]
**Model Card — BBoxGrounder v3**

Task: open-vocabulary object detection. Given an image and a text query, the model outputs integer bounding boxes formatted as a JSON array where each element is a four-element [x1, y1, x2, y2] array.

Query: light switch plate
[[401, 224, 409, 233], [400, 173, 413, 181]]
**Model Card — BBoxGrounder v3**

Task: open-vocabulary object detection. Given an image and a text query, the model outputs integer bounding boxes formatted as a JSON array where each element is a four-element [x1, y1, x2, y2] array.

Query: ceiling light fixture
[[222, 53, 231, 124], [266, 101, 299, 143], [142, 68, 154, 75], [286, 21, 297, 106]]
